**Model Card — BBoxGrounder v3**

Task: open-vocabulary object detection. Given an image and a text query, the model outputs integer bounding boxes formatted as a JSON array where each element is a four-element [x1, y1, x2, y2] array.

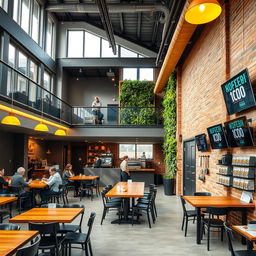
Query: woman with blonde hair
[[62, 164, 80, 196]]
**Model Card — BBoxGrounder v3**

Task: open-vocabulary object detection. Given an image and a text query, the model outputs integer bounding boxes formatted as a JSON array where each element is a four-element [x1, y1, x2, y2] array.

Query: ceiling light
[[54, 129, 67, 136], [111, 77, 115, 81], [34, 122, 49, 132], [1, 112, 21, 126], [79, 68, 82, 73], [185, 0, 222, 25]]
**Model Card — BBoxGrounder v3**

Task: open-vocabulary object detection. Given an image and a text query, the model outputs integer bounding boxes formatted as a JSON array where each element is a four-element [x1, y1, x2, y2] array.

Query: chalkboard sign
[[207, 124, 229, 149], [221, 69, 256, 115], [224, 116, 254, 147], [195, 134, 208, 151]]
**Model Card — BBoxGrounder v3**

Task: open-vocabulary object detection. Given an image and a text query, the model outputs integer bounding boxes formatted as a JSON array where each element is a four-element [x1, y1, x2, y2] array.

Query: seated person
[[94, 157, 102, 168], [62, 164, 80, 196], [0, 168, 9, 194], [40, 167, 63, 203], [11, 167, 32, 208]]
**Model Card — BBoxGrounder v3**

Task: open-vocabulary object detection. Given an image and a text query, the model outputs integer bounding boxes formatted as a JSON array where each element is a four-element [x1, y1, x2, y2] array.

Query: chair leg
[[153, 202, 157, 217], [85, 244, 89, 256], [184, 217, 188, 237], [101, 208, 107, 225], [151, 205, 155, 223], [88, 240, 93, 256], [147, 210, 151, 228], [193, 216, 196, 223], [207, 226, 210, 251], [131, 208, 135, 226], [221, 227, 224, 242], [181, 214, 185, 230]]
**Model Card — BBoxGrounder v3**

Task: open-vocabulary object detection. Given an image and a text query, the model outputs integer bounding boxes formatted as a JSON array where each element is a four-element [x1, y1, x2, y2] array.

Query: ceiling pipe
[[45, 3, 169, 22]]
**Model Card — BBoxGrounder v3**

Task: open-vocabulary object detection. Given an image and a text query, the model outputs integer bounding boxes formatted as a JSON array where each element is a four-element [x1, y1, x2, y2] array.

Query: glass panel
[[101, 39, 118, 58], [43, 72, 51, 91], [123, 68, 137, 80], [120, 47, 137, 58], [67, 31, 84, 57], [29, 60, 38, 82], [139, 68, 154, 81], [32, 1, 40, 43], [46, 17, 53, 57], [0, 0, 2, 8], [21, 0, 30, 33], [8, 44, 16, 66], [84, 32, 100, 57], [0, 0, 8, 12], [13, 0, 19, 22], [137, 144, 153, 159], [119, 144, 135, 159], [18, 51, 27, 75]]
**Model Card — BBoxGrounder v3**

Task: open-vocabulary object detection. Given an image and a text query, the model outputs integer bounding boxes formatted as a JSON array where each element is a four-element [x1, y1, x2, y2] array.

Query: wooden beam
[[154, 1, 197, 94]]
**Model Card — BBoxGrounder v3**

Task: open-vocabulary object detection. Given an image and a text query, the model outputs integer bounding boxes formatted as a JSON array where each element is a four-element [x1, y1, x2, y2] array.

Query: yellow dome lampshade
[[1, 113, 21, 126], [54, 129, 67, 136], [34, 122, 49, 132], [185, 0, 222, 25]]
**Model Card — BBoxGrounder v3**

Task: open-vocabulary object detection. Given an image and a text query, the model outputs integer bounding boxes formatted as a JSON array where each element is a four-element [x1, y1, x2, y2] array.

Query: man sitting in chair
[[40, 167, 62, 203]]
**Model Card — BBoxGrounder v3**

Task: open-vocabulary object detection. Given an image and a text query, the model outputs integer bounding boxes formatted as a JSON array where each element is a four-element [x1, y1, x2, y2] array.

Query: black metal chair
[[132, 191, 155, 228], [93, 177, 100, 197], [29, 222, 65, 256], [180, 196, 197, 237], [47, 184, 68, 204], [100, 190, 122, 225], [0, 223, 20, 230], [224, 222, 256, 256], [80, 180, 94, 201], [201, 207, 228, 251], [0, 193, 16, 222], [64, 212, 96, 256], [10, 186, 32, 213], [16, 235, 41, 256]]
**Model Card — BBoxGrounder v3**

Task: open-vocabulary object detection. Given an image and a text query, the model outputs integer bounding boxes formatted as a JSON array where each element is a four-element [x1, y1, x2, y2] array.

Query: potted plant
[[163, 161, 176, 196]]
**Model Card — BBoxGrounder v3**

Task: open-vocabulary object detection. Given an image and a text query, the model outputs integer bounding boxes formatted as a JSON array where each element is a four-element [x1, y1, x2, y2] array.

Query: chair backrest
[[249, 220, 256, 224], [29, 222, 60, 235], [40, 203, 64, 208], [63, 204, 85, 227], [86, 212, 96, 243], [101, 190, 107, 205], [207, 207, 228, 216], [180, 196, 187, 214], [0, 223, 20, 230], [194, 192, 211, 196], [0, 194, 16, 197], [16, 235, 41, 256], [223, 222, 235, 256], [9, 186, 22, 195]]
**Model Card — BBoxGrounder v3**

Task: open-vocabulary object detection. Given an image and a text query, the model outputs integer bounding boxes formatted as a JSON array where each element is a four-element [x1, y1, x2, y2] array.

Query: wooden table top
[[9, 208, 84, 223], [0, 230, 38, 256], [106, 182, 145, 198], [0, 197, 17, 206], [183, 196, 255, 208], [232, 225, 256, 241], [69, 175, 99, 181], [129, 169, 155, 172], [28, 180, 48, 189]]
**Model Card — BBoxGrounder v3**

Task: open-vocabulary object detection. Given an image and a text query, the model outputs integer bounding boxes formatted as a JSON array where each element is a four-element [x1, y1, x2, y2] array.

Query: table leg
[[196, 207, 201, 244], [241, 208, 247, 245]]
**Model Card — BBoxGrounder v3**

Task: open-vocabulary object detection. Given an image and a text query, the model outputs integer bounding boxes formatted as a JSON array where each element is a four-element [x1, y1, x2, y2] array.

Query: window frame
[[119, 143, 154, 160], [46, 15, 55, 58], [67, 30, 85, 58]]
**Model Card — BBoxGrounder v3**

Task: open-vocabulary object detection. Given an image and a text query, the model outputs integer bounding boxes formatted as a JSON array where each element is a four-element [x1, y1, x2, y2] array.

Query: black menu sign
[[195, 134, 208, 151], [207, 124, 229, 149], [224, 116, 254, 147], [221, 69, 256, 115]]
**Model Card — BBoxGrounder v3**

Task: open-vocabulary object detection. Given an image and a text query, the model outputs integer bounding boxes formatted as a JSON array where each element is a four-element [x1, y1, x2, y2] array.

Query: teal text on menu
[[224, 73, 247, 93], [228, 119, 244, 129], [209, 126, 222, 134]]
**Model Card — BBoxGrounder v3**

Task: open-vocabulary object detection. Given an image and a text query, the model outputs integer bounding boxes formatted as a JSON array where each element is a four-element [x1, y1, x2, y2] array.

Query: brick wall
[[176, 0, 256, 220]]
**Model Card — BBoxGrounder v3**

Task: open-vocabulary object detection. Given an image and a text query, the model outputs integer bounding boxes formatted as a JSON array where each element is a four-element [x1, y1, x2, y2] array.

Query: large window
[[13, 0, 41, 44], [139, 68, 154, 81], [119, 144, 153, 159], [101, 39, 118, 58], [84, 32, 100, 57], [120, 47, 137, 58], [67, 31, 84, 57], [123, 68, 154, 81], [46, 17, 55, 58], [0, 0, 8, 12], [123, 68, 137, 80]]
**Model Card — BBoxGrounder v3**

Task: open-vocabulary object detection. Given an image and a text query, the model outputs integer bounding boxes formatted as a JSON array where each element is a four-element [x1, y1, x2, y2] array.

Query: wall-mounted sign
[[224, 116, 254, 147], [207, 124, 229, 149], [195, 134, 208, 151], [221, 69, 256, 115]]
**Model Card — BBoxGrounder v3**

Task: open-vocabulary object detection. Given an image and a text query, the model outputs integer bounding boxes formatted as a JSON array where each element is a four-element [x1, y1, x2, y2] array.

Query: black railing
[[0, 59, 163, 127]]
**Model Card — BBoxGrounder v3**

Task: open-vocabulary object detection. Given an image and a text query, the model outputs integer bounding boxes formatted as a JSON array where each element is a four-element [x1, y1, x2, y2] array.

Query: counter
[[83, 168, 155, 187]]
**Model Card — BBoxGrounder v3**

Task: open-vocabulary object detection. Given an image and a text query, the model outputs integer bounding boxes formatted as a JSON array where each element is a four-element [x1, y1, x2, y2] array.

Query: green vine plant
[[163, 72, 177, 179], [120, 80, 156, 125]]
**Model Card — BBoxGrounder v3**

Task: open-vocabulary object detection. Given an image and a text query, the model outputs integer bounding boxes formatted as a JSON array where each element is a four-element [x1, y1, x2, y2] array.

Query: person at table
[[94, 156, 102, 168], [40, 167, 63, 202], [62, 164, 80, 196], [0, 168, 9, 194], [11, 167, 32, 208], [120, 156, 130, 182]]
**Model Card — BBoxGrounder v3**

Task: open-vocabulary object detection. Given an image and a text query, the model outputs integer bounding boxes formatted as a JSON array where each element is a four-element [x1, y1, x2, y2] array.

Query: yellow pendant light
[[34, 121, 49, 132], [54, 129, 67, 136], [185, 0, 222, 25], [1, 112, 21, 126]]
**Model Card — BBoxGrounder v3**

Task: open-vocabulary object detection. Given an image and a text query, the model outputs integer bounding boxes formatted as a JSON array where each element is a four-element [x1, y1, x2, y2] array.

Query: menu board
[[207, 124, 229, 149], [221, 69, 256, 115], [195, 134, 208, 151], [224, 116, 254, 147]]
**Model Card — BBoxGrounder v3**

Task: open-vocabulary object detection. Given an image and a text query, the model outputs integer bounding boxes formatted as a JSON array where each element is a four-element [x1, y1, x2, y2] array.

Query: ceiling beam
[[119, 13, 124, 33], [137, 0, 142, 40]]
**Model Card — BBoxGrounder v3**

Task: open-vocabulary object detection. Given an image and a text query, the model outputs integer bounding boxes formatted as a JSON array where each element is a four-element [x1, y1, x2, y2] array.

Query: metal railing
[[0, 59, 163, 127]]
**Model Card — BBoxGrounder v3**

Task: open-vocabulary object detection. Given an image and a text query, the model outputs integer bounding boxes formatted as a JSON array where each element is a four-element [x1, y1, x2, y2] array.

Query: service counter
[[83, 168, 155, 187]]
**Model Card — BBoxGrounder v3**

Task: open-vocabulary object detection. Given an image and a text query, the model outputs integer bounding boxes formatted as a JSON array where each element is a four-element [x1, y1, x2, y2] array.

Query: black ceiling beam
[[151, 13, 160, 46], [137, 0, 142, 40], [119, 13, 124, 33]]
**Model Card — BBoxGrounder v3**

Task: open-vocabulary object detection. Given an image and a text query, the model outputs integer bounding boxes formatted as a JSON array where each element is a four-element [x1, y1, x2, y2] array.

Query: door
[[183, 139, 196, 195]]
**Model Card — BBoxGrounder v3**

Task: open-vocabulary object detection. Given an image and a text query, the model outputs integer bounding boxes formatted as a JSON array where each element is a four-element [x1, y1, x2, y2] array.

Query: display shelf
[[232, 186, 255, 191], [232, 176, 255, 180], [216, 173, 232, 176], [216, 182, 232, 187]]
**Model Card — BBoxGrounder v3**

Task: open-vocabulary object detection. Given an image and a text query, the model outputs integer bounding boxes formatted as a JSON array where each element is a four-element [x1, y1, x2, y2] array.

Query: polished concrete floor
[[12, 186, 245, 256]]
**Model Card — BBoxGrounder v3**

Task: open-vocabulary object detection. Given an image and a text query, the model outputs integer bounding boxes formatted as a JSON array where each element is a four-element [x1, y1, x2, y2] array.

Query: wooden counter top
[[129, 169, 155, 172]]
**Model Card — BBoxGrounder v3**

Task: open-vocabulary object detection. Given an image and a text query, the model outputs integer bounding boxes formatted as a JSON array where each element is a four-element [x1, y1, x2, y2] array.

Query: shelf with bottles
[[232, 166, 255, 179], [217, 175, 233, 187], [232, 155, 256, 167], [217, 165, 233, 176], [232, 177, 255, 191]]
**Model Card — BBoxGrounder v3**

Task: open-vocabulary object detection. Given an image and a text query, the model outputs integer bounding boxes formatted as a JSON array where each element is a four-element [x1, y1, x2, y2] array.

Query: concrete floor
[[13, 186, 246, 256]]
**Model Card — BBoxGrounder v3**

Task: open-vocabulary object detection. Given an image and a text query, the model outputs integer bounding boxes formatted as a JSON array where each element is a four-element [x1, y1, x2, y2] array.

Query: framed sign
[[224, 116, 254, 147], [207, 124, 229, 149], [195, 134, 208, 151], [221, 69, 256, 115]]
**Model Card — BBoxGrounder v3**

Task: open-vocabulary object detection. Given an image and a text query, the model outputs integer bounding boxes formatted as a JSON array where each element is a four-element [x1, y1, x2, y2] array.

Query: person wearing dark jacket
[[94, 157, 102, 168], [0, 168, 9, 194]]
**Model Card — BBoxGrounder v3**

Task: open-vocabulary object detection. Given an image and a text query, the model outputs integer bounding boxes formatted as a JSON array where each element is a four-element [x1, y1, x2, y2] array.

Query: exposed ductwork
[[45, 4, 169, 23]]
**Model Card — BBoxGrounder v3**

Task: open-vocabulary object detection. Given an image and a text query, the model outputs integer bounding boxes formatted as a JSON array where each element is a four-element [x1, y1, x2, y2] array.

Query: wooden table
[[28, 180, 48, 206], [183, 196, 255, 244], [0, 197, 17, 205], [105, 182, 145, 224], [9, 207, 84, 223], [0, 230, 38, 256], [232, 225, 256, 250], [69, 175, 99, 181]]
